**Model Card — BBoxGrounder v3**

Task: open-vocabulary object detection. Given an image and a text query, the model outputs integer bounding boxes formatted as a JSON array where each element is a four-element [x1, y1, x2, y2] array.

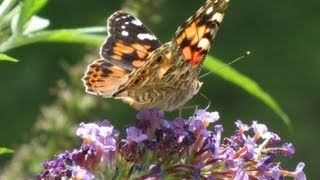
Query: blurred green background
[[0, 0, 319, 178]]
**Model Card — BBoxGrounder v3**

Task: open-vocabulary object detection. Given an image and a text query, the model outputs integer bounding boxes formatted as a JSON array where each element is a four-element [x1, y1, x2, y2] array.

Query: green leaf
[[22, 15, 49, 34], [203, 55, 292, 131], [0, 53, 18, 62], [0, 147, 14, 155], [16, 0, 48, 32], [10, 27, 106, 49]]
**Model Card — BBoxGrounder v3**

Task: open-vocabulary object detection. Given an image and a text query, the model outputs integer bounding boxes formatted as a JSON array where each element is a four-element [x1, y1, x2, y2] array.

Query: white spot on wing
[[212, 12, 224, 22], [122, 31, 129, 36], [206, 7, 213, 15], [198, 38, 210, 50], [121, 25, 125, 29], [131, 19, 142, 26], [137, 33, 156, 40]]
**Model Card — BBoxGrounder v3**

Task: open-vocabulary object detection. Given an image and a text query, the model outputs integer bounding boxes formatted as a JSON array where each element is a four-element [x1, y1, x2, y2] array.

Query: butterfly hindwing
[[100, 11, 162, 71], [82, 59, 131, 97], [174, 0, 228, 68]]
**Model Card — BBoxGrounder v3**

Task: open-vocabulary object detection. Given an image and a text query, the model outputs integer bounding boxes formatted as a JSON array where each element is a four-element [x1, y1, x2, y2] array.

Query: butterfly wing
[[82, 59, 131, 97], [110, 0, 229, 110], [83, 0, 229, 110], [100, 11, 162, 71], [83, 12, 162, 97], [174, 0, 228, 71]]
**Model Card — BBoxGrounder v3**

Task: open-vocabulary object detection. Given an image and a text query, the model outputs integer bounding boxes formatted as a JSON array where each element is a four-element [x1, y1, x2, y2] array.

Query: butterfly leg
[[178, 105, 199, 116], [193, 105, 199, 116], [199, 93, 211, 110], [179, 107, 183, 118]]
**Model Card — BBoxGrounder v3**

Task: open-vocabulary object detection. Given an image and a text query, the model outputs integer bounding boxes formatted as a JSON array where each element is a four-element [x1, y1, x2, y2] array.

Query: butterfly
[[82, 0, 229, 111]]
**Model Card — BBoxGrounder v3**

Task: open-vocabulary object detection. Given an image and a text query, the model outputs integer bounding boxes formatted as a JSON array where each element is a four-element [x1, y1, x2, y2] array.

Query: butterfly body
[[83, 0, 229, 111], [111, 42, 203, 111]]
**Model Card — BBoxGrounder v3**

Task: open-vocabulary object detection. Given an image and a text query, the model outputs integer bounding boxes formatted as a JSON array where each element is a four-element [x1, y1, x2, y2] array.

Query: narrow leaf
[[9, 27, 106, 50], [0, 53, 18, 62], [203, 55, 292, 130], [0, 147, 14, 155], [23, 15, 49, 34], [17, 0, 47, 32]]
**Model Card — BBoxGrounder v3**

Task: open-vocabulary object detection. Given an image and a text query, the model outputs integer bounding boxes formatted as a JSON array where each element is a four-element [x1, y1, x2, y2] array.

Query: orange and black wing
[[82, 59, 131, 97], [100, 11, 162, 71], [83, 12, 162, 97], [174, 0, 229, 68]]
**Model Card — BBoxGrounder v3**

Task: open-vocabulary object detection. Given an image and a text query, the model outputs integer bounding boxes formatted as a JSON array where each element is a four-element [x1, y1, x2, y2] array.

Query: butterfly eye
[[133, 77, 144, 86]]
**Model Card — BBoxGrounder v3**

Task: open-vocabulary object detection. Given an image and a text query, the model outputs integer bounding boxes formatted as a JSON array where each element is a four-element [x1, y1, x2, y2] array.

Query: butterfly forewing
[[174, 0, 228, 72], [100, 11, 162, 70], [83, 11, 162, 97]]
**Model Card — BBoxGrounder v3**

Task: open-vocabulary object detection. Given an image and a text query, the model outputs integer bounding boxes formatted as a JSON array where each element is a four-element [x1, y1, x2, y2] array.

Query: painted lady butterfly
[[82, 0, 229, 111]]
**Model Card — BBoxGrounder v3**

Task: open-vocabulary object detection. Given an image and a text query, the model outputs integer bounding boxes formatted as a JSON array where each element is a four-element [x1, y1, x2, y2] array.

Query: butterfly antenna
[[199, 51, 251, 79]]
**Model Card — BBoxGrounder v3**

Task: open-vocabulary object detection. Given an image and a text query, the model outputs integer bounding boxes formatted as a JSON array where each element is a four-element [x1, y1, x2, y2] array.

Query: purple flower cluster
[[38, 109, 306, 179], [37, 121, 118, 180]]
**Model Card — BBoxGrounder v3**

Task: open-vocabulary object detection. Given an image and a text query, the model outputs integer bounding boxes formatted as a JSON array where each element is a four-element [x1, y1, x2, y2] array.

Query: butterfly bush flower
[[38, 109, 306, 179]]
